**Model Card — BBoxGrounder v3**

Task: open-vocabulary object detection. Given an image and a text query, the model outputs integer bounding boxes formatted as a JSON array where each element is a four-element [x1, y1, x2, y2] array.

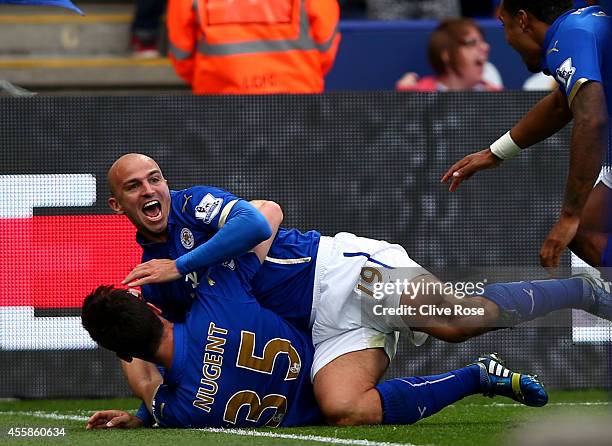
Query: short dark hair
[[501, 0, 574, 24], [428, 18, 484, 75], [81, 285, 163, 361]]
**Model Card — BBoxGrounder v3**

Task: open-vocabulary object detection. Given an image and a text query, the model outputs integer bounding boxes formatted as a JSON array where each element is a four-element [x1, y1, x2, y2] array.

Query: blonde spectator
[[397, 18, 502, 91]]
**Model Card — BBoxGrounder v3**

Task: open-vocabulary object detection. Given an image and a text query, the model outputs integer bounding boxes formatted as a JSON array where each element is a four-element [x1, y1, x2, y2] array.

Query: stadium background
[[0, 92, 610, 398]]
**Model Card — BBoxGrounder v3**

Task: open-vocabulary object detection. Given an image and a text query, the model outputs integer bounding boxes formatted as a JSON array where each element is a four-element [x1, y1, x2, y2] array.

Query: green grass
[[0, 391, 609, 446]]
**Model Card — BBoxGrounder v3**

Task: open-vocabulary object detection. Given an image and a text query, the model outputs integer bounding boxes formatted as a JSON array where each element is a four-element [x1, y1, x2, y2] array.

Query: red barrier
[[0, 215, 141, 308]]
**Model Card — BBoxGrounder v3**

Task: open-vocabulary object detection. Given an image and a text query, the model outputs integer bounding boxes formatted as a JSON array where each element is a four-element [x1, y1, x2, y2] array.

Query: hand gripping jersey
[[541, 5, 611, 164], [150, 253, 321, 428], [138, 186, 320, 331]]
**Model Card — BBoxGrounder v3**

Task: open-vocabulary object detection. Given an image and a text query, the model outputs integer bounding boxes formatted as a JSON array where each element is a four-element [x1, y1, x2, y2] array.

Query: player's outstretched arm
[[442, 89, 572, 191], [123, 259, 181, 288], [540, 81, 609, 269], [509, 88, 572, 149], [86, 410, 144, 429], [123, 200, 272, 287], [120, 358, 163, 414], [441, 148, 503, 192]]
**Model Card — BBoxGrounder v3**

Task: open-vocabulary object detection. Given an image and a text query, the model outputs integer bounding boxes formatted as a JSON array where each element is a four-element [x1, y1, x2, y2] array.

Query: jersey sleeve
[[174, 192, 272, 275], [547, 27, 602, 106], [180, 186, 241, 230], [151, 384, 180, 428], [135, 401, 154, 427]]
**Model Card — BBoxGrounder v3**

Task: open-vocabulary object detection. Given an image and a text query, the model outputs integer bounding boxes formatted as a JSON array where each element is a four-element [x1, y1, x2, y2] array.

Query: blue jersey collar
[[541, 8, 576, 70], [135, 225, 173, 247], [164, 322, 185, 385]]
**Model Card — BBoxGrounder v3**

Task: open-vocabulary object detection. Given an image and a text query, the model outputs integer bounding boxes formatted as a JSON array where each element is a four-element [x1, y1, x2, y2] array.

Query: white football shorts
[[310, 232, 429, 380], [600, 167, 612, 189]]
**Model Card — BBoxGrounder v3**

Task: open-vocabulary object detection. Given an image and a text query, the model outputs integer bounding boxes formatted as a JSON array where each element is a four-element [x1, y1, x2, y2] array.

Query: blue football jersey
[[138, 186, 320, 330], [542, 6, 612, 162], [150, 253, 321, 428], [251, 227, 320, 331], [543, 6, 611, 108], [138, 186, 240, 321]]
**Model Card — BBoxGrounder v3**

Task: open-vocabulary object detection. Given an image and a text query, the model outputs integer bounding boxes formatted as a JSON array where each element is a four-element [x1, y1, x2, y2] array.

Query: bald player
[[104, 153, 612, 428]]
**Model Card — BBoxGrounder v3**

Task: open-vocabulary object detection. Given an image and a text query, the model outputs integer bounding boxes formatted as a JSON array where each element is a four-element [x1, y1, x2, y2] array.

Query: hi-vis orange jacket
[[167, 0, 341, 94]]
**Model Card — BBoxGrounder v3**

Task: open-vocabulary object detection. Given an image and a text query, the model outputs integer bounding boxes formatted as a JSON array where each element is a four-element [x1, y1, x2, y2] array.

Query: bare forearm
[[562, 82, 609, 217], [562, 121, 607, 216], [120, 359, 163, 401], [510, 89, 572, 149]]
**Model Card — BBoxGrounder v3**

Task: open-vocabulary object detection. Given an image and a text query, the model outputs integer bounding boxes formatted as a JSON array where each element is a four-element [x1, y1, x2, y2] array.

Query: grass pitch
[[0, 391, 609, 446]]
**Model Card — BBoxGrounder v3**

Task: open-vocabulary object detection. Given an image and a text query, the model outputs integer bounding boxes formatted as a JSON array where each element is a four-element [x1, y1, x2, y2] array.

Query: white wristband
[[489, 131, 521, 160]]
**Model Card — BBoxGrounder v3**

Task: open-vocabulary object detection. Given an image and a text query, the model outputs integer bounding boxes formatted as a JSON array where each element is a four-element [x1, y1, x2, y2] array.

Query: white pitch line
[[193, 428, 419, 446], [0, 411, 421, 446], [3, 405, 611, 446], [0, 410, 88, 421], [458, 401, 612, 408]]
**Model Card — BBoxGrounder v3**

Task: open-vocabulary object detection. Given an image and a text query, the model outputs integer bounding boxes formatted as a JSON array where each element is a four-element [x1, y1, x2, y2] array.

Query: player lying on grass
[[442, 0, 611, 273], [105, 153, 612, 427], [82, 228, 548, 429]]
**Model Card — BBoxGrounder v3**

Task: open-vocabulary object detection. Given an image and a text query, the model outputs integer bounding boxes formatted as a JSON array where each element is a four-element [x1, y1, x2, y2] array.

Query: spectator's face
[[455, 27, 490, 87], [108, 155, 171, 242], [499, 2, 543, 73]]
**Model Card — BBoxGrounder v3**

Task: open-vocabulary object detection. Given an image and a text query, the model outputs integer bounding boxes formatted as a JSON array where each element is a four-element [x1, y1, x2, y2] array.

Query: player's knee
[[429, 326, 475, 343], [438, 332, 469, 343], [317, 393, 377, 426], [317, 389, 380, 426]]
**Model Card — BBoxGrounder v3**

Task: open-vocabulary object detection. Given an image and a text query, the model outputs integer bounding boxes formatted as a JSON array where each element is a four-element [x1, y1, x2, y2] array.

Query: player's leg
[[311, 333, 492, 427], [312, 234, 529, 425], [309, 233, 430, 425], [335, 235, 597, 341], [395, 272, 612, 340], [313, 345, 488, 426], [389, 273, 501, 342], [345, 239, 595, 341], [311, 234, 548, 425], [313, 344, 547, 426], [375, 353, 547, 426], [313, 347, 388, 425], [569, 181, 612, 268]]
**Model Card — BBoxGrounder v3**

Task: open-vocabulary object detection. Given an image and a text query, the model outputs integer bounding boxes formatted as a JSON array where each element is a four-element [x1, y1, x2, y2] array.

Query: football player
[[106, 153, 612, 426], [83, 233, 547, 429], [443, 0, 611, 274]]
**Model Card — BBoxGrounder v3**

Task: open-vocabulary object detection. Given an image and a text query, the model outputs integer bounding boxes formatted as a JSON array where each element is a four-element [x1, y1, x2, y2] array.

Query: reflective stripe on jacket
[[167, 0, 341, 94]]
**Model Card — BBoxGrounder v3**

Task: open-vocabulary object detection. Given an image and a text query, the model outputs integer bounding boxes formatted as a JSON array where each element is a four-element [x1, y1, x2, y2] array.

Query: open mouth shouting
[[142, 199, 164, 222]]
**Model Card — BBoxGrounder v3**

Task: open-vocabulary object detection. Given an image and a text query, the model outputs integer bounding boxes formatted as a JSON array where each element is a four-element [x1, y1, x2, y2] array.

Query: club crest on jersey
[[195, 193, 223, 224], [180, 227, 195, 249], [555, 57, 576, 91]]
